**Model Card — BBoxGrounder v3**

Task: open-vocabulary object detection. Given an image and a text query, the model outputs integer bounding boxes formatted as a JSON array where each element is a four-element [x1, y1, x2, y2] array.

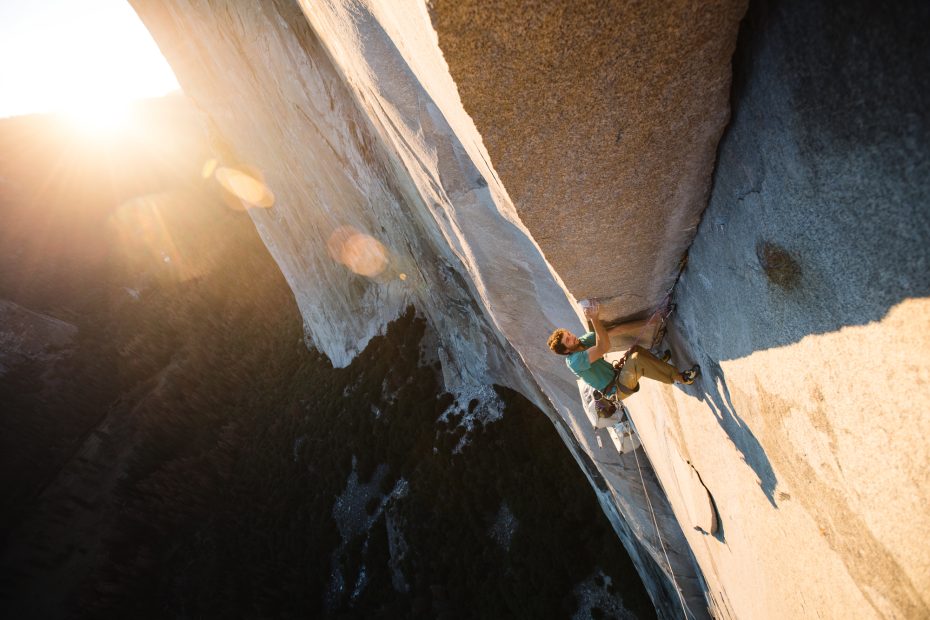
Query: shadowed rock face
[[429, 0, 746, 318], [0, 301, 77, 372], [679, 0, 930, 359], [661, 0, 930, 616]]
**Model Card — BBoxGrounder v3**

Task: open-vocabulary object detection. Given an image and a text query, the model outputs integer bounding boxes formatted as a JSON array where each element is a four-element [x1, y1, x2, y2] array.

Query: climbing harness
[[591, 292, 674, 412]]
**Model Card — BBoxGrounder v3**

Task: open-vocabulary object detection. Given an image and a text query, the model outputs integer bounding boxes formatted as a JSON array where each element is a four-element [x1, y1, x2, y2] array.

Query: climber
[[547, 301, 699, 399]]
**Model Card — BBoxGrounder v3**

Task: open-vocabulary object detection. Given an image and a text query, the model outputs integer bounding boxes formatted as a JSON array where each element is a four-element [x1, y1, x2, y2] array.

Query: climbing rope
[[629, 418, 692, 619], [594, 293, 693, 618]]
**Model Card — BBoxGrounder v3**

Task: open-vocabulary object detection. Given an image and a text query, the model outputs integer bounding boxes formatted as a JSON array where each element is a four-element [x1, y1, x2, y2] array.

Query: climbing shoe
[[680, 365, 701, 385]]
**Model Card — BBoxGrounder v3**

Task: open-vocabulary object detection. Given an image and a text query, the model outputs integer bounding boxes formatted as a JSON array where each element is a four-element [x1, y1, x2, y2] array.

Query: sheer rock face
[[126, 1, 930, 618], [429, 0, 746, 318], [649, 1, 930, 617], [128, 1, 735, 617]]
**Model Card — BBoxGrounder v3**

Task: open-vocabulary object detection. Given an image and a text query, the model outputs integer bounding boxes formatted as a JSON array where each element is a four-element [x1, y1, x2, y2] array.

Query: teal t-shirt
[[566, 331, 615, 392]]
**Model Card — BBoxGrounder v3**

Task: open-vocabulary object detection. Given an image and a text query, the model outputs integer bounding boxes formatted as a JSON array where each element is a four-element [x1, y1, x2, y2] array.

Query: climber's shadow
[[695, 358, 778, 508], [664, 325, 779, 509]]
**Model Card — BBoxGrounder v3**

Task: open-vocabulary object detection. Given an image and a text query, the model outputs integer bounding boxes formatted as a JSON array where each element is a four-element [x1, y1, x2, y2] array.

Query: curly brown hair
[[547, 328, 570, 355]]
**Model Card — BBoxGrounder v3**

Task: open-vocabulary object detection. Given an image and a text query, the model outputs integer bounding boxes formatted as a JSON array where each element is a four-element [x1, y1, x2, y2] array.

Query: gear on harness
[[591, 357, 642, 419]]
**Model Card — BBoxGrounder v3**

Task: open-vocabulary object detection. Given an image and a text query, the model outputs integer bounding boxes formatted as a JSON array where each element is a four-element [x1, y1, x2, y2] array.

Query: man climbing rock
[[547, 301, 699, 399]]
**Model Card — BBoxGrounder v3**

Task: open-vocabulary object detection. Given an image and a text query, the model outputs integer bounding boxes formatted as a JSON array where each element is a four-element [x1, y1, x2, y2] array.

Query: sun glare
[[1, 2, 180, 120], [61, 100, 131, 134]]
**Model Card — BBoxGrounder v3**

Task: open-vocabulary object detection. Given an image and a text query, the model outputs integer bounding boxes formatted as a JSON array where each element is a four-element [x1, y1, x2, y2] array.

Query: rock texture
[[130, 0, 930, 617], [0, 300, 76, 375], [626, 0, 930, 618], [130, 1, 710, 616], [429, 0, 746, 319]]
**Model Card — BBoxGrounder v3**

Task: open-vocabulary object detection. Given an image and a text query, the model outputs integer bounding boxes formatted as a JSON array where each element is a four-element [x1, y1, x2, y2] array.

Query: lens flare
[[215, 166, 274, 209], [201, 158, 218, 179], [326, 226, 356, 262], [344, 234, 388, 277], [110, 193, 196, 281], [326, 225, 389, 278]]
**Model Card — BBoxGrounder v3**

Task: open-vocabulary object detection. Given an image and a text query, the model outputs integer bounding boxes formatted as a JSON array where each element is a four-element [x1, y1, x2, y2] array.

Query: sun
[[61, 99, 132, 134], [0, 2, 180, 120]]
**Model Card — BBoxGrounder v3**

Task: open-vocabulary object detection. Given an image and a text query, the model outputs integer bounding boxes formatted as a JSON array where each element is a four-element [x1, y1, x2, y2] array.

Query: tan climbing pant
[[616, 346, 679, 398]]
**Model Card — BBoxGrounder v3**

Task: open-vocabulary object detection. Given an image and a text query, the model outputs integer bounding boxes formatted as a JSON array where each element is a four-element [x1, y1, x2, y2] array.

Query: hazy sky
[[0, 1, 179, 118]]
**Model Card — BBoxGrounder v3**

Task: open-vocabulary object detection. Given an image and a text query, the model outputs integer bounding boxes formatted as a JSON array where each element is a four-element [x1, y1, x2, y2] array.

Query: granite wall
[[430, 0, 747, 319]]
